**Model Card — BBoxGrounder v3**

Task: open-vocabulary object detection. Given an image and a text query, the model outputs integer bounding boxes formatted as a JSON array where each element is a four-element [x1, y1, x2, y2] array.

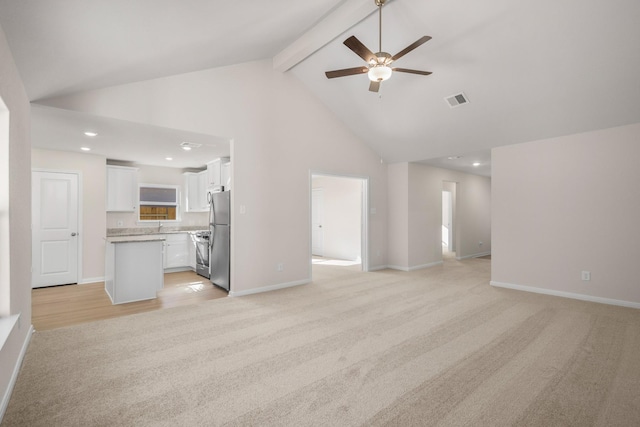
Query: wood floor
[[32, 271, 228, 331]]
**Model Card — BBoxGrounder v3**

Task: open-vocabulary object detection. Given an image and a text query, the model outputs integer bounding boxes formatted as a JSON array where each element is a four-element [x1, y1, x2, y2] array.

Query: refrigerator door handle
[[211, 200, 216, 226], [208, 194, 215, 226]]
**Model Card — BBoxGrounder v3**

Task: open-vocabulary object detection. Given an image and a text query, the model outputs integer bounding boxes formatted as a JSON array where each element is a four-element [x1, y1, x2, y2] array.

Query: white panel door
[[32, 171, 79, 288], [312, 189, 324, 256]]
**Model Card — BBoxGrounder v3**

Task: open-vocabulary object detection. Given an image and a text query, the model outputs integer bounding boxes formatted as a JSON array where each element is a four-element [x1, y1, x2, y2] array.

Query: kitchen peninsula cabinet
[[105, 236, 164, 304]]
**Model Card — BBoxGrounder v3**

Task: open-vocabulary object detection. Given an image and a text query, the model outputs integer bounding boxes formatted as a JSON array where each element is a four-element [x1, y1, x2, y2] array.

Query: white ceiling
[[0, 0, 344, 101], [2, 0, 640, 174], [290, 0, 640, 166], [32, 104, 230, 169], [418, 151, 491, 178]]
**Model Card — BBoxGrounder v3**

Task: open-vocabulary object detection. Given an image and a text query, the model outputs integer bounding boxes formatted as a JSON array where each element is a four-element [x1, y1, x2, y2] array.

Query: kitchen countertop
[[106, 226, 207, 237], [106, 235, 167, 243]]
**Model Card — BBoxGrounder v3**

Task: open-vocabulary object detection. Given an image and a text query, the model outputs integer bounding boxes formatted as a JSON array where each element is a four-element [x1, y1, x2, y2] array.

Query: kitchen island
[[105, 235, 164, 304]]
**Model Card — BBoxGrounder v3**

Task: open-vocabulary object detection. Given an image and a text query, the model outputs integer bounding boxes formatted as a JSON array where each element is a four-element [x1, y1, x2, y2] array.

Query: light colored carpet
[[3, 257, 640, 426]]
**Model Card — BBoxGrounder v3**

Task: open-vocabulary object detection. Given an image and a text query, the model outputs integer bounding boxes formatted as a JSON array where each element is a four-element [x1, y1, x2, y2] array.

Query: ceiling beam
[[273, 0, 382, 73]]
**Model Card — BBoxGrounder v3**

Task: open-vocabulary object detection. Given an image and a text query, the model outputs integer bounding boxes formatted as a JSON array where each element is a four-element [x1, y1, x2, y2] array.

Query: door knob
[[71, 232, 77, 236]]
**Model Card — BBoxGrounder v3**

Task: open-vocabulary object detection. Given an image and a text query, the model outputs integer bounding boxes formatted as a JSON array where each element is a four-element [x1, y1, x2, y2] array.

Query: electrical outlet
[[277, 263, 284, 272], [581, 271, 591, 281], [479, 241, 483, 246]]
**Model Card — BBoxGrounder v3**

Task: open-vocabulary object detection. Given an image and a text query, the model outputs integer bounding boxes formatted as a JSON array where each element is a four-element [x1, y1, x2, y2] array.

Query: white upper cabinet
[[106, 165, 138, 212], [221, 160, 231, 191], [184, 170, 209, 212], [207, 157, 230, 189], [197, 171, 208, 208]]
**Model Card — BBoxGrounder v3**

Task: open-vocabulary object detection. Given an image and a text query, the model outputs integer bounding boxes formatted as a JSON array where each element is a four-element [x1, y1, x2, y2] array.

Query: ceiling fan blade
[[325, 67, 369, 79], [393, 68, 432, 76], [369, 80, 381, 93], [344, 36, 377, 63], [390, 36, 432, 62]]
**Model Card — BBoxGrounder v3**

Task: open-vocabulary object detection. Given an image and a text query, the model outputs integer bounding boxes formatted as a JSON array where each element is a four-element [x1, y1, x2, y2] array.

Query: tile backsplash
[[107, 211, 208, 229]]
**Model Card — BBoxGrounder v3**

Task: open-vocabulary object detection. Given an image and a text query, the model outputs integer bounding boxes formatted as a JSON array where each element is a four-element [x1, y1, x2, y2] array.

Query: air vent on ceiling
[[180, 141, 202, 149], [445, 92, 469, 108]]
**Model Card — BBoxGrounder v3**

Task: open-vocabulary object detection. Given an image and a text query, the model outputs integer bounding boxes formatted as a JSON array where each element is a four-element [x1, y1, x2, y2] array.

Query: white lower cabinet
[[162, 233, 190, 270], [188, 233, 197, 270]]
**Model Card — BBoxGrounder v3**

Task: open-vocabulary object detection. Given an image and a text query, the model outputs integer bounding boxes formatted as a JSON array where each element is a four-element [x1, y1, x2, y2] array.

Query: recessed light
[[447, 156, 462, 160], [80, 147, 91, 151], [472, 162, 481, 167], [182, 146, 192, 151], [166, 157, 173, 161], [84, 131, 98, 137]]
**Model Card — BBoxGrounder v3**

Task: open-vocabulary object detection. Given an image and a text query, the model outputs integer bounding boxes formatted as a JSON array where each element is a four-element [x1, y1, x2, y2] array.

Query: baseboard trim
[[1, 324, 33, 423], [457, 251, 491, 260], [490, 280, 640, 309], [229, 278, 310, 297], [79, 276, 105, 285], [368, 265, 388, 272], [163, 267, 191, 274], [387, 261, 443, 272]]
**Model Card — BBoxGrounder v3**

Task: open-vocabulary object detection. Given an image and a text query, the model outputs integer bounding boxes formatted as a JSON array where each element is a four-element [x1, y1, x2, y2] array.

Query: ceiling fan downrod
[[376, 0, 385, 54]]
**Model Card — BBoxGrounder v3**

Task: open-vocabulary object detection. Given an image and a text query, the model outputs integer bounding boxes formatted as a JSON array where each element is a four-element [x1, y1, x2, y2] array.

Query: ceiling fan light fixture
[[324, 0, 431, 93], [368, 65, 392, 82]]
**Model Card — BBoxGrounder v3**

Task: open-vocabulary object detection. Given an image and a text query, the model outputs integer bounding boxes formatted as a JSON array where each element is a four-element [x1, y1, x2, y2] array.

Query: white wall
[[387, 162, 491, 270], [31, 149, 107, 283], [312, 176, 361, 261], [387, 163, 409, 269], [40, 59, 388, 294], [107, 164, 208, 229], [0, 25, 31, 419], [492, 123, 640, 306]]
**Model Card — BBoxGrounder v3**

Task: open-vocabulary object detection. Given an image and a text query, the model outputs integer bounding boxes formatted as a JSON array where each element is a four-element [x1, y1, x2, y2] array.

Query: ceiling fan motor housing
[[371, 52, 392, 66]]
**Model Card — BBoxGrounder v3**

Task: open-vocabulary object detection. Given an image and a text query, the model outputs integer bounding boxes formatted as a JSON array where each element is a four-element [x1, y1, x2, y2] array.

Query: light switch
[[240, 205, 246, 215], [370, 207, 377, 215]]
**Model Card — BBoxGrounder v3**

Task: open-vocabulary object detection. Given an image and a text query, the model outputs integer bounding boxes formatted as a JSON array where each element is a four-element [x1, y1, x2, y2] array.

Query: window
[[1, 96, 10, 317], [138, 184, 181, 222]]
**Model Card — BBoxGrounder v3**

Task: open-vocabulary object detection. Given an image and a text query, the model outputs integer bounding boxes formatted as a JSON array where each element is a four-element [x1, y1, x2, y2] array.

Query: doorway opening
[[442, 181, 457, 259], [310, 173, 368, 277]]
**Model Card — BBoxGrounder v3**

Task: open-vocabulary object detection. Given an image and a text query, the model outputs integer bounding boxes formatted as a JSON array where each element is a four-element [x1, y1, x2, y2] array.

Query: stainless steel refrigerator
[[208, 190, 230, 291]]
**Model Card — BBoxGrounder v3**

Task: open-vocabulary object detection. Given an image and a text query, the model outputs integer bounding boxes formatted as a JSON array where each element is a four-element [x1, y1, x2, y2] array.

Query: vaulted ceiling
[[1, 0, 639, 172]]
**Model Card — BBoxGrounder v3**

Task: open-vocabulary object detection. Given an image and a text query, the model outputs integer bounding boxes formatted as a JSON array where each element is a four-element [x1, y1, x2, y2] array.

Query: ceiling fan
[[325, 0, 432, 93]]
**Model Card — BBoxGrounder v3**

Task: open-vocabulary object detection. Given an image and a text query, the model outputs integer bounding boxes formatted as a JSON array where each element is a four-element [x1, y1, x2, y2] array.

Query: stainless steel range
[[193, 231, 210, 278]]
